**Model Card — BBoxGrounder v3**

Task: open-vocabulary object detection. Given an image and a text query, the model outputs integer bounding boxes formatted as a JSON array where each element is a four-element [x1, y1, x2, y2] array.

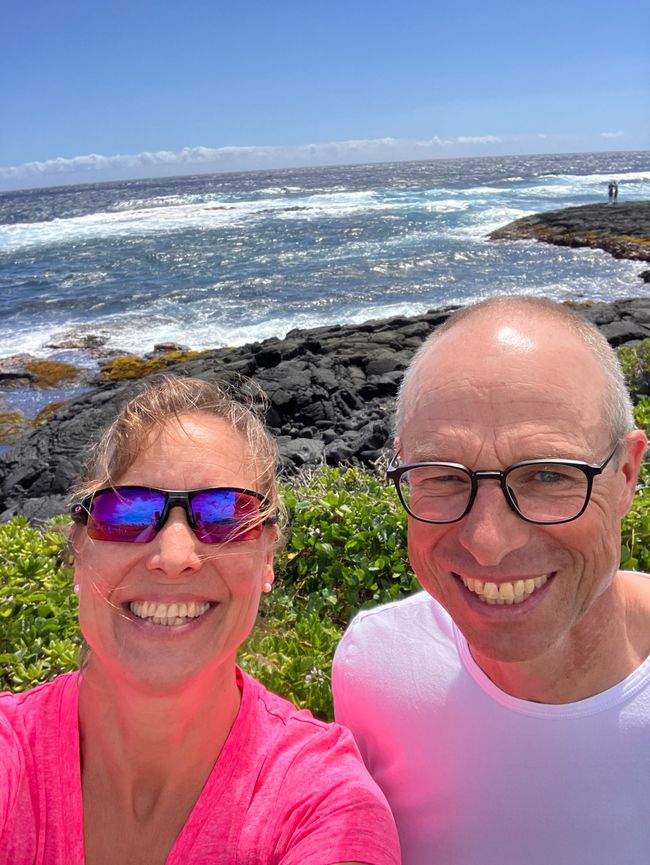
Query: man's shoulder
[[346, 590, 453, 634], [335, 591, 458, 671]]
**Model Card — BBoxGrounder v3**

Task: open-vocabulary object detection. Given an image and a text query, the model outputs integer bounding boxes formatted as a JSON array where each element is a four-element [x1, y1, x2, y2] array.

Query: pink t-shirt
[[0, 671, 399, 865]]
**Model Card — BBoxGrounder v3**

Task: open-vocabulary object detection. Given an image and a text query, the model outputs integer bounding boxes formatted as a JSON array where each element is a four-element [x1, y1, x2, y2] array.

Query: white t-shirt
[[333, 589, 650, 865]]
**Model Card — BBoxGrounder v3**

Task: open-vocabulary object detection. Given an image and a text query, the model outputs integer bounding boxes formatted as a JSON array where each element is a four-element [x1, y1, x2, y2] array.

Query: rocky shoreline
[[489, 201, 650, 282], [3, 296, 650, 522]]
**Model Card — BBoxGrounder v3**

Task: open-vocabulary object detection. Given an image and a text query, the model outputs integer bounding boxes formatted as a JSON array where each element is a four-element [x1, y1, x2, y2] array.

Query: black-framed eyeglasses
[[387, 444, 620, 525]]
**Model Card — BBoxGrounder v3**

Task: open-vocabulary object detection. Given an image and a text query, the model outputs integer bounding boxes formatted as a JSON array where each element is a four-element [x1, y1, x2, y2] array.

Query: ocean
[[1, 150, 649, 370]]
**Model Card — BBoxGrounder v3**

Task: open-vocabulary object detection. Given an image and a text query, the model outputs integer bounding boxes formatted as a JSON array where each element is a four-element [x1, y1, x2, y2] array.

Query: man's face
[[398, 315, 645, 666]]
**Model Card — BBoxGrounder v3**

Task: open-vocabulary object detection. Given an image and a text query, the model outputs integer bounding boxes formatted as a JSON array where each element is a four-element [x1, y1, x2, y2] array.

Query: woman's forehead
[[119, 414, 259, 489]]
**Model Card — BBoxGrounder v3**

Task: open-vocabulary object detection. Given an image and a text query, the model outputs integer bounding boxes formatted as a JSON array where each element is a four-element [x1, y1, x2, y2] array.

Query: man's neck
[[469, 572, 650, 704]]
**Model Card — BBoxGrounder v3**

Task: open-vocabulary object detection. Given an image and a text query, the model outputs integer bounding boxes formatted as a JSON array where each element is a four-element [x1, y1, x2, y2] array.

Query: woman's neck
[[78, 657, 241, 815]]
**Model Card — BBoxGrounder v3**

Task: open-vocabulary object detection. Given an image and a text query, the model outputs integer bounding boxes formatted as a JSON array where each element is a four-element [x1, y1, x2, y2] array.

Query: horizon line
[[2, 135, 648, 194]]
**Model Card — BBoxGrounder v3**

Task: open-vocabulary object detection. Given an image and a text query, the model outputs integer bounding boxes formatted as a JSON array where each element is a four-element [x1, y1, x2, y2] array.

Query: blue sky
[[2, 0, 648, 189]]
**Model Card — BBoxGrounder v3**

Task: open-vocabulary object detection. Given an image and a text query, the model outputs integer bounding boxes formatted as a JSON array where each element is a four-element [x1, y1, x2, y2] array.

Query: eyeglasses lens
[[192, 490, 264, 543], [506, 464, 589, 521], [399, 463, 590, 523], [88, 488, 164, 542], [398, 466, 471, 523]]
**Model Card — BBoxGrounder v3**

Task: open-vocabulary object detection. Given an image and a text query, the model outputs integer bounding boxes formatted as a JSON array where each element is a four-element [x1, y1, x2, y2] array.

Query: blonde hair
[[72, 374, 282, 528]]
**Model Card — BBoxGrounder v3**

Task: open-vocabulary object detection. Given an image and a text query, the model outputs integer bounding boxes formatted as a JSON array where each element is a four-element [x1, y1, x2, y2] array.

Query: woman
[[0, 376, 399, 865]]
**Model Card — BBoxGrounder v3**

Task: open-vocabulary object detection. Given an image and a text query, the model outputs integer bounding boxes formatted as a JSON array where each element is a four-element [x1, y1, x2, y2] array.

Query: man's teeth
[[129, 600, 211, 626], [460, 575, 549, 605]]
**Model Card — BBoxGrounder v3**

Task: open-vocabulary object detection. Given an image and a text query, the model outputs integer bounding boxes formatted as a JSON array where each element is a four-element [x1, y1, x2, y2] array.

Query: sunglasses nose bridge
[[162, 492, 197, 530]]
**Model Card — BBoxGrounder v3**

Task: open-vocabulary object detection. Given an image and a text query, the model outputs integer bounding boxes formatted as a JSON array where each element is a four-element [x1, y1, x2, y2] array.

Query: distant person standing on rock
[[614, 180, 619, 202], [608, 180, 615, 203]]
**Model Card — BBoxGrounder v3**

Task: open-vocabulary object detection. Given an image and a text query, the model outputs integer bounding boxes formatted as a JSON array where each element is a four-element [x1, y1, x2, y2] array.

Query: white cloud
[[600, 131, 624, 138], [0, 133, 511, 189], [456, 135, 502, 144]]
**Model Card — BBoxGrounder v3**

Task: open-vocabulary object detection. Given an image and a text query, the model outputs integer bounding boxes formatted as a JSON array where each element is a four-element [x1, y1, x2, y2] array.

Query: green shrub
[[241, 466, 417, 717], [241, 589, 343, 719], [276, 465, 417, 626], [0, 518, 80, 691], [617, 340, 650, 399], [633, 397, 650, 434], [2, 458, 650, 719], [621, 462, 650, 572]]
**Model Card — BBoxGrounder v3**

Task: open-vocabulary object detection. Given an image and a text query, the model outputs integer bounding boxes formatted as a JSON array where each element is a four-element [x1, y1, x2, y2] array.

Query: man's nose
[[457, 481, 532, 566], [145, 506, 202, 577]]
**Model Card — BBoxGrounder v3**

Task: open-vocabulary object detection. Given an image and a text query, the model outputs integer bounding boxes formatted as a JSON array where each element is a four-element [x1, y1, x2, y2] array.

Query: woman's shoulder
[[231, 671, 400, 863], [241, 670, 335, 732], [0, 672, 80, 735], [237, 669, 368, 773]]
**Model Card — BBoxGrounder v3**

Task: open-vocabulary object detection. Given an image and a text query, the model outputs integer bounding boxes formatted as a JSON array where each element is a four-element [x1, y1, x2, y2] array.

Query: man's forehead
[[398, 312, 607, 446], [416, 312, 595, 381]]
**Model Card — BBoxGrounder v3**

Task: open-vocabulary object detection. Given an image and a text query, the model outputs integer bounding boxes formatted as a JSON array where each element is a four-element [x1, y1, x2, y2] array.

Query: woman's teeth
[[460, 575, 549, 605], [129, 600, 211, 626]]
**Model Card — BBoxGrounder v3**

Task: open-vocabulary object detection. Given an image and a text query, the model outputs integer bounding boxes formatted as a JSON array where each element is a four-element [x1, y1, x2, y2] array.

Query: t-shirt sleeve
[[272, 723, 400, 865]]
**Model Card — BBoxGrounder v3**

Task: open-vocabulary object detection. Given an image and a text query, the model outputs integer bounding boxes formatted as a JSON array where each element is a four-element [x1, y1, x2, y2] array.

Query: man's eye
[[537, 470, 564, 483]]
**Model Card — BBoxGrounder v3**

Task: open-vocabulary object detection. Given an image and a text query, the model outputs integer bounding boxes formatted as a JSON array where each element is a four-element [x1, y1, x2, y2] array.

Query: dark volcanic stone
[[3, 298, 650, 520], [489, 201, 650, 280]]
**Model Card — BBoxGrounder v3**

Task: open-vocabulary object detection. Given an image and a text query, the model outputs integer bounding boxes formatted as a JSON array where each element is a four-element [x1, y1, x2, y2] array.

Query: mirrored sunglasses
[[71, 485, 275, 544]]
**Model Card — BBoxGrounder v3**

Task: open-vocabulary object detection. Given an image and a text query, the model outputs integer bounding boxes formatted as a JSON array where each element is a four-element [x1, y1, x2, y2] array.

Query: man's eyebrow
[[406, 444, 445, 462]]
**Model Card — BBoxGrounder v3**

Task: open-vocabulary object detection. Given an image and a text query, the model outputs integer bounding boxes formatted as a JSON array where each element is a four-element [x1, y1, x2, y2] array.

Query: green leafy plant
[[3, 455, 650, 719], [0, 518, 81, 691], [241, 589, 343, 719], [276, 465, 417, 625], [617, 340, 650, 399], [633, 397, 650, 434]]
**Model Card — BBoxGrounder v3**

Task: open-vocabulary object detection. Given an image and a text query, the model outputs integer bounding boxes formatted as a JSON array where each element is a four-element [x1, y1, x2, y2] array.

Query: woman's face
[[74, 413, 276, 693]]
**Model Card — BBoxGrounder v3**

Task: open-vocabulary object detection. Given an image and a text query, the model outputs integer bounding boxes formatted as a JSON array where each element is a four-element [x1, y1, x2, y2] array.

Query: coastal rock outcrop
[[2, 298, 650, 521], [489, 201, 650, 277]]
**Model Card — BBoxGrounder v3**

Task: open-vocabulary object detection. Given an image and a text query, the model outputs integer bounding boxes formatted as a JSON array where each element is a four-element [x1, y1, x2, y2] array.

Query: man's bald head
[[395, 296, 635, 444]]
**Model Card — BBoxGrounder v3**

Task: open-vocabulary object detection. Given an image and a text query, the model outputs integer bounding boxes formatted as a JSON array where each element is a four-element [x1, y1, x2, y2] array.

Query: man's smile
[[456, 573, 551, 605]]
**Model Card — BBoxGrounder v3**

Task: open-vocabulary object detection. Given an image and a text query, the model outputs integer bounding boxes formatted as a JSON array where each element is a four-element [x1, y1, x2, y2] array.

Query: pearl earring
[[262, 582, 273, 594]]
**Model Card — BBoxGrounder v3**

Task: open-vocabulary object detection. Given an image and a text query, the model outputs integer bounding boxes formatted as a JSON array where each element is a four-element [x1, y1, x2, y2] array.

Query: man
[[332, 296, 650, 865]]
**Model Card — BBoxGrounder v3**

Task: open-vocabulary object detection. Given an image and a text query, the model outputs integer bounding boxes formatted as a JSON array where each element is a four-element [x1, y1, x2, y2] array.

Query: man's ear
[[617, 429, 648, 517], [394, 435, 401, 453]]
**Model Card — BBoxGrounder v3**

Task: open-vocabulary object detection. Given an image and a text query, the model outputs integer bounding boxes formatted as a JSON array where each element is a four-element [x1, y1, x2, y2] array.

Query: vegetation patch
[[1, 383, 650, 716], [0, 517, 80, 691], [617, 339, 650, 399], [0, 411, 31, 445], [100, 351, 207, 381], [25, 359, 81, 387]]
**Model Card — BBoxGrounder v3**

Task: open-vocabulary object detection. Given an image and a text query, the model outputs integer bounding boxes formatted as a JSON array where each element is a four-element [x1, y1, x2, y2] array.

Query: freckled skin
[[74, 413, 276, 694], [398, 313, 647, 699]]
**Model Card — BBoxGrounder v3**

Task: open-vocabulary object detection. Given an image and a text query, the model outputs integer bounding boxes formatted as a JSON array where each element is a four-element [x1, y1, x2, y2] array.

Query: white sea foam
[[2, 153, 649, 369], [0, 189, 390, 251]]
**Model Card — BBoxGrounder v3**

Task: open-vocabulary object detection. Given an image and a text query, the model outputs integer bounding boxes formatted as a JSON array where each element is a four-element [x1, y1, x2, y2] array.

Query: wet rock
[[489, 201, 650, 280]]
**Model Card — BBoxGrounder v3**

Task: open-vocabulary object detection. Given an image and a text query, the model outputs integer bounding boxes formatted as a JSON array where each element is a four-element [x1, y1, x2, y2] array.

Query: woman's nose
[[145, 506, 203, 577]]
